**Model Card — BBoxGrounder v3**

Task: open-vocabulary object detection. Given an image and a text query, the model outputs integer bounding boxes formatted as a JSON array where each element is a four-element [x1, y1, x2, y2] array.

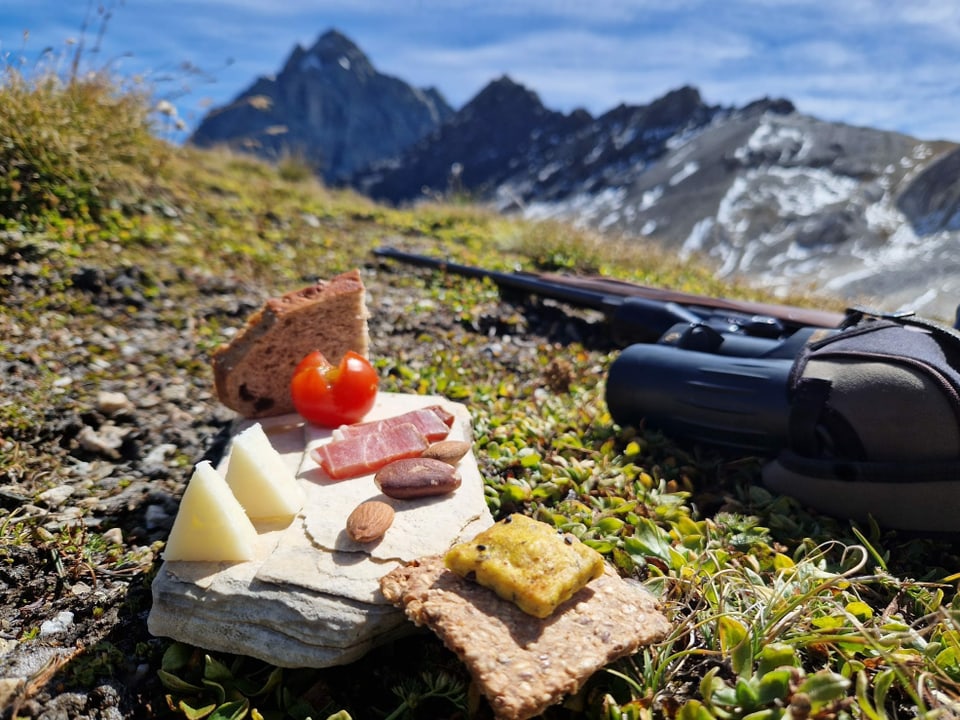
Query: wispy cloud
[[3, 0, 959, 141]]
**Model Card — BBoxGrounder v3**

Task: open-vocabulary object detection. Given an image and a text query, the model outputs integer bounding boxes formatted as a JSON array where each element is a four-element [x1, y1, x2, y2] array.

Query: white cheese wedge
[[163, 460, 258, 562], [224, 423, 305, 521]]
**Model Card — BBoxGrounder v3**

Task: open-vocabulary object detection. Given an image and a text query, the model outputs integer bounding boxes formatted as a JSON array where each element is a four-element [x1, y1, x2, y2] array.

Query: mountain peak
[[465, 75, 546, 116], [283, 27, 375, 77], [310, 29, 363, 60]]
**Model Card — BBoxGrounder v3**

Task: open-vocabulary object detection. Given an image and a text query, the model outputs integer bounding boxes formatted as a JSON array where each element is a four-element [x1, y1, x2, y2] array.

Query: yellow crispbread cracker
[[444, 513, 604, 618]]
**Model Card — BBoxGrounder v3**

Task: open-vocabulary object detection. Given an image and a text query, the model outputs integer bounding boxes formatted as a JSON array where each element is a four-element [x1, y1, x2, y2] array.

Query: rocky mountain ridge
[[189, 30, 453, 183], [190, 29, 960, 322]]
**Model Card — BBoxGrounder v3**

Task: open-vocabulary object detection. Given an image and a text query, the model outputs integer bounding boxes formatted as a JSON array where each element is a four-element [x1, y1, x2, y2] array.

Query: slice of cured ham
[[334, 406, 453, 443], [424, 404, 455, 428], [312, 422, 429, 480]]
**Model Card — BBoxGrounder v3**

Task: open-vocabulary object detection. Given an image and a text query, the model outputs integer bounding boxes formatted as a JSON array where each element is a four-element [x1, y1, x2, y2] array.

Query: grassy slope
[[2, 70, 960, 719]]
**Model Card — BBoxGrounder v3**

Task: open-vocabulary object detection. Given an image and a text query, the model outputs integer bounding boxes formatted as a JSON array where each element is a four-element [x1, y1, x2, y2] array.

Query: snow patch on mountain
[[718, 166, 859, 227], [524, 187, 628, 229], [669, 162, 699, 186], [736, 120, 813, 162]]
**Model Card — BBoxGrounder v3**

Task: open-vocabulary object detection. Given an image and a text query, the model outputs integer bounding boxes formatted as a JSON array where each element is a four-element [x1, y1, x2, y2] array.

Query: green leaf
[[755, 668, 793, 705], [161, 642, 195, 672], [583, 538, 615, 553], [157, 668, 204, 694], [674, 515, 702, 537], [177, 700, 217, 720], [698, 666, 726, 705], [611, 546, 637, 573], [742, 710, 779, 720], [812, 615, 844, 630], [735, 676, 760, 709], [712, 686, 739, 707], [935, 647, 960, 677], [731, 637, 754, 679], [202, 679, 227, 706], [772, 553, 794, 570], [596, 516, 625, 534], [676, 699, 714, 720], [627, 518, 674, 561], [234, 666, 282, 697], [873, 668, 896, 713], [500, 484, 530, 503], [797, 670, 851, 705], [209, 699, 250, 720], [519, 451, 541, 468], [204, 655, 236, 684], [854, 670, 882, 720], [756, 643, 799, 676], [718, 616, 752, 676], [845, 601, 873, 621]]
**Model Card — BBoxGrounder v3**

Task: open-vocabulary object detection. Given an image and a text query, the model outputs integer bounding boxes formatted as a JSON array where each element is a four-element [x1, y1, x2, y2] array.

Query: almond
[[375, 457, 462, 499], [346, 500, 395, 543], [421, 439, 472, 465]]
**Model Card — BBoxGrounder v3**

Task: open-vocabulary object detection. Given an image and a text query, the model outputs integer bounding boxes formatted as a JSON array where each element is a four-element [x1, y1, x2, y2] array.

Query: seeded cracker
[[380, 555, 671, 720]]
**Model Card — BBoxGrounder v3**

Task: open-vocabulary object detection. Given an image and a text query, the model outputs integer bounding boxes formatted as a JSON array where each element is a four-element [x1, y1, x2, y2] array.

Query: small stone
[[97, 390, 134, 416], [70, 581, 93, 597], [141, 443, 177, 476], [38, 485, 74, 508], [39, 611, 75, 637], [162, 383, 188, 402], [77, 424, 129, 458], [103, 527, 124, 545]]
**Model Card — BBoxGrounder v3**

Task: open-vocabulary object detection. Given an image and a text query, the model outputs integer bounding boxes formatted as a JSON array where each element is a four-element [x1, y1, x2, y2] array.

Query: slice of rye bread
[[380, 555, 671, 720], [212, 270, 369, 418]]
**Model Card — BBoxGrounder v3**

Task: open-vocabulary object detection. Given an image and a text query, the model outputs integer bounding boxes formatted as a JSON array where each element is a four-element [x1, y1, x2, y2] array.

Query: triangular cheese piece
[[224, 423, 305, 521], [163, 461, 258, 562]]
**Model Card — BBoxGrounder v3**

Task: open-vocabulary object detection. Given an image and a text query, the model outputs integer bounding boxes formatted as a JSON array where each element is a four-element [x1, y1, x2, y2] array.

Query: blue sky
[[3, 0, 959, 142]]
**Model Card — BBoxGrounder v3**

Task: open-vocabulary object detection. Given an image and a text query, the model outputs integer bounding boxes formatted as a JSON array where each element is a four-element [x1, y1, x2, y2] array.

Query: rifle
[[374, 245, 850, 452], [373, 246, 845, 346]]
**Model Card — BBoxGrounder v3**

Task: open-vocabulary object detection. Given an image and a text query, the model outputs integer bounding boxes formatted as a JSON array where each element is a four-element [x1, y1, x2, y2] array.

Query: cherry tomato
[[290, 350, 379, 427]]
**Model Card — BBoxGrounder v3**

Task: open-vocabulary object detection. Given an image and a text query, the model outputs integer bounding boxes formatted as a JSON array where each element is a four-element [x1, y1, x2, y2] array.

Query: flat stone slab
[[148, 393, 493, 668]]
